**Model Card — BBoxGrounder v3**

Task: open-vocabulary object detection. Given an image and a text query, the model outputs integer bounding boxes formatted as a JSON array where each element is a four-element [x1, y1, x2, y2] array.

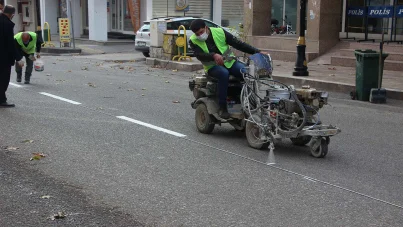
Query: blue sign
[[347, 7, 365, 17], [396, 6, 403, 18], [367, 6, 394, 18]]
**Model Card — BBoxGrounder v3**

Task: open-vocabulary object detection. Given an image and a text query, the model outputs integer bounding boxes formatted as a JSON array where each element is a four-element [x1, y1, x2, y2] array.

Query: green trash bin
[[354, 49, 388, 101], [43, 29, 50, 42]]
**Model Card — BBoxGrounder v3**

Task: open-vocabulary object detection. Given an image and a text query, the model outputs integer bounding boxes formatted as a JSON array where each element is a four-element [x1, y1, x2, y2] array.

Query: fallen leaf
[[41, 195, 52, 199], [30, 153, 46, 161], [328, 67, 336, 70], [3, 146, 19, 151], [52, 63, 56, 65], [141, 94, 145, 96], [165, 81, 170, 83], [46, 74, 52, 76], [48, 211, 66, 220], [172, 69, 178, 72], [142, 88, 147, 90], [173, 101, 180, 103], [81, 66, 88, 70], [88, 83, 97, 88], [21, 140, 34, 143], [329, 74, 336, 76], [97, 107, 104, 110], [127, 89, 134, 91], [67, 70, 71, 72]]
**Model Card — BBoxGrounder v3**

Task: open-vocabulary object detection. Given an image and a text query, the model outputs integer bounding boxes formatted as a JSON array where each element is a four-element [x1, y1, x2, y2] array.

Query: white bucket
[[34, 59, 44, 72]]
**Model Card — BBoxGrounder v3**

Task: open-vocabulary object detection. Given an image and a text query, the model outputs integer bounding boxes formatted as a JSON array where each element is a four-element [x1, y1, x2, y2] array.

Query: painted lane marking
[[117, 116, 186, 138], [9, 82, 23, 88], [39, 92, 82, 105]]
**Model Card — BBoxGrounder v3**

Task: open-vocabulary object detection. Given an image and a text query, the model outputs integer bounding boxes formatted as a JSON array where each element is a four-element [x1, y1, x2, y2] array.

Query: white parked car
[[134, 16, 240, 58]]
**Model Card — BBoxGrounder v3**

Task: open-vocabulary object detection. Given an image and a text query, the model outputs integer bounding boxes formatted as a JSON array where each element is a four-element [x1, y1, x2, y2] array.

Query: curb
[[145, 58, 203, 72], [272, 74, 403, 101], [41, 47, 82, 55]]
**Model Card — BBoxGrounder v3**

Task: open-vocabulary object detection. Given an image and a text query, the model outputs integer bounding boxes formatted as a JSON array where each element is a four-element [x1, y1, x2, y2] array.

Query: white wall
[[7, 0, 37, 34], [44, 0, 58, 35], [67, 0, 83, 37]]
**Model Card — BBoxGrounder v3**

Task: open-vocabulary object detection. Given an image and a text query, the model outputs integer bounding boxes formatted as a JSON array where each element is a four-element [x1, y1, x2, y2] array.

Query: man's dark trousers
[[0, 65, 12, 103], [15, 54, 33, 82]]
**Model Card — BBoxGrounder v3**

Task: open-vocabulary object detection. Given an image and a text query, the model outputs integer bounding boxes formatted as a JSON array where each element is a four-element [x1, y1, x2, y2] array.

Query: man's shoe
[[219, 105, 230, 119], [16, 77, 22, 83], [24, 81, 30, 84], [0, 102, 15, 107]]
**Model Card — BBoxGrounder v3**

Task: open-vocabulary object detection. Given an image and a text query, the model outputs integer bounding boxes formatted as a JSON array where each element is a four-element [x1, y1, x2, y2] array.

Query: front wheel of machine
[[195, 104, 215, 134], [245, 120, 269, 150], [310, 138, 328, 158]]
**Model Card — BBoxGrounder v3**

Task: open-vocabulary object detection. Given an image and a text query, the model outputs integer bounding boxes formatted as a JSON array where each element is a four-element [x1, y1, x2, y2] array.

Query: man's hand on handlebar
[[213, 54, 224, 66]]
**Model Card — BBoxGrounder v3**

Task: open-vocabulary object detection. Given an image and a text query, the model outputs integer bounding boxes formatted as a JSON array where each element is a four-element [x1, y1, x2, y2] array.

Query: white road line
[[39, 92, 82, 105], [9, 82, 23, 88], [117, 116, 186, 138]]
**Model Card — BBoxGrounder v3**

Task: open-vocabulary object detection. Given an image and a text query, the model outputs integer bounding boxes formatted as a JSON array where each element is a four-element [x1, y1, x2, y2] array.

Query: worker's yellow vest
[[15, 32, 37, 54], [190, 27, 235, 72]]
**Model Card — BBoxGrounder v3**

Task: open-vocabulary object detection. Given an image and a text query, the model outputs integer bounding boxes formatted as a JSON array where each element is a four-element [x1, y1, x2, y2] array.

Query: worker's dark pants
[[15, 54, 34, 82], [208, 61, 245, 107], [0, 65, 12, 103]]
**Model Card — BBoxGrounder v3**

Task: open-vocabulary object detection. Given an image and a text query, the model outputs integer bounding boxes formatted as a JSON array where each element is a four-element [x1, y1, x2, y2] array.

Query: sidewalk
[[272, 61, 403, 100]]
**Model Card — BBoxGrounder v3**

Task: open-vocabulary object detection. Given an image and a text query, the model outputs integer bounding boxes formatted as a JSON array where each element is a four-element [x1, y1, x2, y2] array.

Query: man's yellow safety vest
[[190, 27, 235, 72], [14, 32, 37, 54]]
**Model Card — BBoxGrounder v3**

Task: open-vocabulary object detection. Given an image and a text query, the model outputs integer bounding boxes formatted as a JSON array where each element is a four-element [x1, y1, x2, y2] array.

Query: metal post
[[40, 0, 45, 44], [69, 0, 75, 49], [293, 0, 309, 76]]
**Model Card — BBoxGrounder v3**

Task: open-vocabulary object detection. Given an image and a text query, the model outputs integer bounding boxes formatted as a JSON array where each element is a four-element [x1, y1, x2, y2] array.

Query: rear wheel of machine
[[290, 136, 312, 146], [245, 120, 269, 150], [195, 104, 215, 134], [310, 138, 328, 158]]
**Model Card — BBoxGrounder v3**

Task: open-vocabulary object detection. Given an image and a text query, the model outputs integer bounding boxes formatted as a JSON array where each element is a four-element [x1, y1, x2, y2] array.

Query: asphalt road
[[1, 54, 402, 227]]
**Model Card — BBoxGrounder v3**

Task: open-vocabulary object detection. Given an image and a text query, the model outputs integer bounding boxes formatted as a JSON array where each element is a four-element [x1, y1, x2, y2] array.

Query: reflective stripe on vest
[[15, 32, 37, 54], [190, 27, 236, 72]]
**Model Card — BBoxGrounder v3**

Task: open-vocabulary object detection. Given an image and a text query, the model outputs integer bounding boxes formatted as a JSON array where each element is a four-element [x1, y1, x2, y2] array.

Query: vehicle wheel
[[245, 120, 269, 150], [142, 52, 150, 57], [290, 136, 312, 146], [310, 138, 328, 158], [195, 103, 215, 134]]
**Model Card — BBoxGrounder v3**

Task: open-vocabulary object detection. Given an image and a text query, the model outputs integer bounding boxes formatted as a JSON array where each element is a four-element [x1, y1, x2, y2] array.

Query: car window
[[141, 24, 150, 32], [177, 20, 192, 30], [204, 21, 219, 28]]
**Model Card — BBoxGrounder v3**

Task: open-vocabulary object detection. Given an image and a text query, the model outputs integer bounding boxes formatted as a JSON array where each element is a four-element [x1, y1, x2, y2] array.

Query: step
[[348, 42, 403, 53], [331, 56, 403, 71], [340, 49, 403, 61]]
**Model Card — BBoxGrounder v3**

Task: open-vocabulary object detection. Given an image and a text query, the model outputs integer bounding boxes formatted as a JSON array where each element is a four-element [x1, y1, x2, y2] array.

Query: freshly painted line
[[39, 92, 82, 105], [9, 82, 23, 88], [184, 138, 403, 210], [116, 116, 187, 138]]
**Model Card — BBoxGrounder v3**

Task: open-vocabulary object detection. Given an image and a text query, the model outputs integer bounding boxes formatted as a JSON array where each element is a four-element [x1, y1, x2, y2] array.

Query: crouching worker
[[14, 31, 43, 84]]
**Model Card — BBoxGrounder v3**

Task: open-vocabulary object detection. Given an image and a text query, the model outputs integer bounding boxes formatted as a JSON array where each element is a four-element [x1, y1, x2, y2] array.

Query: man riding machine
[[188, 19, 267, 131]]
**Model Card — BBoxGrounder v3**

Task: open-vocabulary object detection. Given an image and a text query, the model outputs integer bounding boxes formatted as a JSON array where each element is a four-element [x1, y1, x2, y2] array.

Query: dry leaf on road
[[41, 195, 52, 199], [3, 146, 19, 151], [21, 140, 34, 143], [88, 83, 97, 88], [30, 153, 46, 161], [48, 211, 66, 220], [165, 81, 170, 83], [173, 101, 180, 103]]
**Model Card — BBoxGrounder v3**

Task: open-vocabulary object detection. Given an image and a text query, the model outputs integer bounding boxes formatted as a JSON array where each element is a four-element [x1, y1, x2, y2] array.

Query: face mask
[[197, 27, 209, 41]]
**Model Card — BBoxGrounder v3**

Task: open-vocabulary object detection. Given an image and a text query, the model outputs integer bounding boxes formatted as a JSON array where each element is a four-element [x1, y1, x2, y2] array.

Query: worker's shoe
[[0, 102, 15, 108], [16, 75, 22, 83], [218, 104, 230, 119]]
